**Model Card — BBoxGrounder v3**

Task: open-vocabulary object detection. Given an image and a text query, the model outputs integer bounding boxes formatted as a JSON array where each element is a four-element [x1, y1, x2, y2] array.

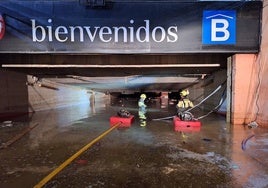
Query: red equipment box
[[173, 116, 201, 132], [110, 115, 134, 127]]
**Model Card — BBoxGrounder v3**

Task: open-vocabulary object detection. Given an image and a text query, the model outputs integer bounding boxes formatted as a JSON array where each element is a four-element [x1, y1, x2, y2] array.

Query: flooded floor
[[0, 97, 268, 188]]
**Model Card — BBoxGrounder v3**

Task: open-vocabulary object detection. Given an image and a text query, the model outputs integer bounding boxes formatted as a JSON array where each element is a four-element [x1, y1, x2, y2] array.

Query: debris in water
[[247, 121, 258, 129], [1, 121, 13, 128], [241, 134, 255, 151], [202, 138, 212, 142], [75, 159, 88, 165]]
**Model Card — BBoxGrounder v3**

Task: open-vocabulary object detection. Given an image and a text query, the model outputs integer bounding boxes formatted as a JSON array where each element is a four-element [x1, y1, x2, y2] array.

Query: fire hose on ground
[[34, 122, 121, 188]]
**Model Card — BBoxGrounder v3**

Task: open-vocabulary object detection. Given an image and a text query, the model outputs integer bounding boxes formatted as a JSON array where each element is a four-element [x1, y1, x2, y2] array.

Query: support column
[[231, 54, 257, 125], [0, 70, 28, 119]]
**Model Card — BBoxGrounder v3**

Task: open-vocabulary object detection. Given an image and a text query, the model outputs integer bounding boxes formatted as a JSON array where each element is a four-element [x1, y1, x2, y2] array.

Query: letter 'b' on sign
[[202, 10, 236, 45]]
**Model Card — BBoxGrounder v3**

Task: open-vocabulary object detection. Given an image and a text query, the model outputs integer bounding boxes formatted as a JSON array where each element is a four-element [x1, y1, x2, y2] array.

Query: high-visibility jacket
[[138, 99, 147, 108], [177, 98, 194, 109]]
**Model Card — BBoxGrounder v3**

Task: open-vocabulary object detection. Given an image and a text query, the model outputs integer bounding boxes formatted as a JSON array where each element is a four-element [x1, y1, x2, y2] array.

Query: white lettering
[[167, 26, 178, 42], [99, 26, 112, 42], [55, 26, 68, 42], [70, 26, 84, 42], [47, 19, 53, 42], [113, 26, 127, 42], [211, 19, 230, 41], [136, 20, 150, 42], [84, 26, 99, 42], [31, 19, 179, 44], [152, 26, 165, 42], [129, 19, 134, 42], [31, 19, 46, 42]]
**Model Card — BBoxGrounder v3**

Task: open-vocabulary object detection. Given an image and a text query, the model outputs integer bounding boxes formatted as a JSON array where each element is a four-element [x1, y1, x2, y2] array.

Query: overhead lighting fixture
[[2, 64, 221, 68]]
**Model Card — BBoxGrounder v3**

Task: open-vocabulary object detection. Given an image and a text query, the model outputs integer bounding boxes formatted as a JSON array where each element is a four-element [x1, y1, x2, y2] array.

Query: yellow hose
[[34, 122, 121, 188]]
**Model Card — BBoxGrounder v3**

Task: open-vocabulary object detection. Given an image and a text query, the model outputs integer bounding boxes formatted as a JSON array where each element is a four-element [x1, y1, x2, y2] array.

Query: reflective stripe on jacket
[[177, 99, 194, 108]]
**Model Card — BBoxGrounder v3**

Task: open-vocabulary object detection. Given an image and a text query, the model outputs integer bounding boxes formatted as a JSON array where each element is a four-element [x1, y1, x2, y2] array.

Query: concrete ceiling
[[1, 53, 230, 93], [0, 53, 229, 77]]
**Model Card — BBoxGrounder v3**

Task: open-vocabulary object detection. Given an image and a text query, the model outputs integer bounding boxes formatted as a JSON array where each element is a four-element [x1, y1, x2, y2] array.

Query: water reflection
[[1, 95, 268, 188]]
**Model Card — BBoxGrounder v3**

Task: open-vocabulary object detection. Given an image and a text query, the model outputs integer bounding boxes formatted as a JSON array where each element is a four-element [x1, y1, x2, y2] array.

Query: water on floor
[[0, 97, 268, 188]]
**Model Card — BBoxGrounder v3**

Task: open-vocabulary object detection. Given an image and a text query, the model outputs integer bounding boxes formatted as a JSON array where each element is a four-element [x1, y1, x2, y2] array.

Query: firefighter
[[138, 94, 147, 109], [138, 94, 147, 126], [176, 89, 194, 121]]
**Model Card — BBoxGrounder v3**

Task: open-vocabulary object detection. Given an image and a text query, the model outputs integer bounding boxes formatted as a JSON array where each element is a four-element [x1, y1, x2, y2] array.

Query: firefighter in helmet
[[176, 89, 194, 121], [138, 94, 147, 109], [138, 94, 147, 126]]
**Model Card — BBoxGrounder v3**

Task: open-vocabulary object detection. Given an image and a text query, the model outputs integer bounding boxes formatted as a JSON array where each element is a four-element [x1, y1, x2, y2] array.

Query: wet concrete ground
[[0, 97, 268, 188]]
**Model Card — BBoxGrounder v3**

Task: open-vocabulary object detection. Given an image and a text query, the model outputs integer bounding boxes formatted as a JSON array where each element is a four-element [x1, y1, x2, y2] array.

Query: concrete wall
[[231, 54, 258, 125], [257, 0, 268, 126], [0, 70, 106, 119], [27, 76, 101, 112], [0, 70, 28, 118], [231, 0, 268, 127]]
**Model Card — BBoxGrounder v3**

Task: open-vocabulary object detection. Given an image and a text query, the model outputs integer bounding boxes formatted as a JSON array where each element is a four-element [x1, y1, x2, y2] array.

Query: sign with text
[[202, 10, 236, 45], [0, 1, 262, 54]]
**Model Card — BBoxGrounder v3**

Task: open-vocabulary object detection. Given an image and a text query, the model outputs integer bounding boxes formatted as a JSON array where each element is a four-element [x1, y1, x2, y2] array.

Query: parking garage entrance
[[0, 1, 262, 125]]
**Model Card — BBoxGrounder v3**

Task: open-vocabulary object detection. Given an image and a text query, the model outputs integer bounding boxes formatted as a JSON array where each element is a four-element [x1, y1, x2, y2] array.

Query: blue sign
[[202, 10, 236, 45], [0, 1, 261, 53]]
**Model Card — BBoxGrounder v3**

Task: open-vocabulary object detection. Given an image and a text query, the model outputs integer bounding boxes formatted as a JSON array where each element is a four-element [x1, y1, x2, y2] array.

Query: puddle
[[0, 97, 268, 187]]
